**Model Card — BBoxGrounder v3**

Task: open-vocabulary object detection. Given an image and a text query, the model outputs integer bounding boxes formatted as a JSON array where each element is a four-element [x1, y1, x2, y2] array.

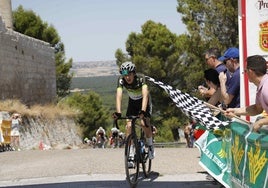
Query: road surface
[[0, 148, 223, 188]]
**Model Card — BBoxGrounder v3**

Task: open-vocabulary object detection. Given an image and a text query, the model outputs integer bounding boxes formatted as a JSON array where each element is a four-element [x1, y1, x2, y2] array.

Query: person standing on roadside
[[202, 68, 221, 106], [225, 55, 268, 132], [219, 47, 240, 109], [183, 122, 192, 148], [199, 47, 228, 98], [11, 113, 22, 151]]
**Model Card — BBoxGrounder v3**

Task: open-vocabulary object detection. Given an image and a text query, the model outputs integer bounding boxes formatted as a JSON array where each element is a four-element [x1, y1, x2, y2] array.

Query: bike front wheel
[[125, 134, 139, 188]]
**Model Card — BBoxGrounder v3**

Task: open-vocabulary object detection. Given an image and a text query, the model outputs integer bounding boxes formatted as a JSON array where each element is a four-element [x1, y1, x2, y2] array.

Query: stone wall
[[0, 0, 12, 29], [0, 17, 56, 105]]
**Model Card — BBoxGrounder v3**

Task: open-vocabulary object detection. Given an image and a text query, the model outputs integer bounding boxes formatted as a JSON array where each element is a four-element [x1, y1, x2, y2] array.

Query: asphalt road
[[0, 148, 223, 188]]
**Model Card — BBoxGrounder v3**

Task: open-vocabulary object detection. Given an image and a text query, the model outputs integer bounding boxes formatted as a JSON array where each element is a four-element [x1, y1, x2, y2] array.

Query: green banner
[[195, 121, 268, 188], [195, 129, 231, 188], [230, 122, 268, 188]]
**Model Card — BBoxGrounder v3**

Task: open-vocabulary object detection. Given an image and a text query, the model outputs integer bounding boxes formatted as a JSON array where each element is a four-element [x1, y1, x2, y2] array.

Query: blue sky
[[12, 0, 186, 62]]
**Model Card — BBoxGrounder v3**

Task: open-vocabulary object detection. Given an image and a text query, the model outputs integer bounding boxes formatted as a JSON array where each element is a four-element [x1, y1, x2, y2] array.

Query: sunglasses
[[121, 70, 129, 76]]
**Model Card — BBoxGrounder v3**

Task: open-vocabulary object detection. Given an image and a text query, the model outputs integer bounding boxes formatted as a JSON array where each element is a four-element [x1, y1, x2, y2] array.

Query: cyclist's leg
[[125, 98, 138, 167], [141, 118, 155, 159], [127, 97, 154, 159], [125, 120, 132, 137], [141, 117, 152, 138], [142, 97, 155, 159], [125, 120, 136, 168], [125, 97, 135, 137], [141, 118, 153, 147], [140, 117, 152, 176]]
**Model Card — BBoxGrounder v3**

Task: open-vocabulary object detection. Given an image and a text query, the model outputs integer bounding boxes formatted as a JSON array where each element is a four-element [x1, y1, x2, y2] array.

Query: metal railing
[[153, 141, 186, 148]]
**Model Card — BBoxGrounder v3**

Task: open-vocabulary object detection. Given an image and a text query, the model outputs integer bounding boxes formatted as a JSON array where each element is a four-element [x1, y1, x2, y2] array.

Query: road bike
[[110, 131, 119, 148], [114, 116, 152, 188], [96, 134, 107, 148]]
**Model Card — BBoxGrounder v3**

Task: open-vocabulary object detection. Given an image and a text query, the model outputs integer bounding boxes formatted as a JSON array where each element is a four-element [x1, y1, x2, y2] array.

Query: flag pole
[[203, 101, 251, 125]]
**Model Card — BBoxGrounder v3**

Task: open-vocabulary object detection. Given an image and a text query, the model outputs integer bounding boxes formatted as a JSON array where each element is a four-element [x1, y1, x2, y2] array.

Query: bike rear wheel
[[141, 143, 152, 177], [125, 134, 139, 187]]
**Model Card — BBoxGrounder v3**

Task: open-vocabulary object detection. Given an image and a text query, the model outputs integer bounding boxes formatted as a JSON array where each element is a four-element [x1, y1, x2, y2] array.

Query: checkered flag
[[146, 76, 229, 130]]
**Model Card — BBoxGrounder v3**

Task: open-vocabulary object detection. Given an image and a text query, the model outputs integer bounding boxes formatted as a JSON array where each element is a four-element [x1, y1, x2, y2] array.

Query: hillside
[[70, 61, 128, 110], [71, 60, 119, 77]]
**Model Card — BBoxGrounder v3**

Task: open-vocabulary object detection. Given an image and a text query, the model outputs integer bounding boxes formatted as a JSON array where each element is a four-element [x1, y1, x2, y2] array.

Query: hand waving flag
[[146, 76, 229, 130]]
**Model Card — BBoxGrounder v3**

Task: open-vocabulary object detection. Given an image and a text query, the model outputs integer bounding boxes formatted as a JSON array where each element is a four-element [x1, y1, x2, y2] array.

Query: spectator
[[256, 110, 268, 122], [11, 113, 22, 151], [189, 120, 196, 147], [199, 47, 228, 98], [177, 126, 185, 142], [203, 68, 221, 106], [225, 55, 268, 132], [0, 122, 4, 144], [219, 47, 240, 109], [183, 122, 192, 148]]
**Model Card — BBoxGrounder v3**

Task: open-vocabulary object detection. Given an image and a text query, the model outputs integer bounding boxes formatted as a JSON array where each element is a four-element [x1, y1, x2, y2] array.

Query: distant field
[[71, 76, 117, 93], [70, 76, 127, 110]]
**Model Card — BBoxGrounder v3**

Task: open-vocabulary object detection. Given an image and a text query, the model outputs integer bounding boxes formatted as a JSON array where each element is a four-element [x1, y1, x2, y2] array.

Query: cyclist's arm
[[116, 87, 123, 113], [141, 84, 149, 112]]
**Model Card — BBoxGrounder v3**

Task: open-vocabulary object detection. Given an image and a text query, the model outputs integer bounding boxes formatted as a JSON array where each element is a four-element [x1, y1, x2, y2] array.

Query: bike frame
[[114, 116, 152, 187]]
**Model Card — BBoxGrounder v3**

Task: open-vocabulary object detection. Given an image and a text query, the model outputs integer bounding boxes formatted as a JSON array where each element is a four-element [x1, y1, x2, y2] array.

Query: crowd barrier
[[195, 118, 268, 188]]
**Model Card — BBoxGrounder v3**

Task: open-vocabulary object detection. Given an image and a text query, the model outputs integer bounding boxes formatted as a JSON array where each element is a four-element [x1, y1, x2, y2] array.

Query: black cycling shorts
[[126, 97, 152, 118]]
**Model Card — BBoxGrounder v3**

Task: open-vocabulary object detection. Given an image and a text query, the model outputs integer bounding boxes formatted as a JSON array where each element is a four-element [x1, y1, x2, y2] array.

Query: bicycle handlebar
[[113, 116, 148, 129]]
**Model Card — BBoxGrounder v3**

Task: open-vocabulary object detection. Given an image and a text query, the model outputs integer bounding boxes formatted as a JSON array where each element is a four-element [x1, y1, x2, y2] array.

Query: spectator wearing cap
[[219, 47, 240, 108], [199, 47, 229, 98]]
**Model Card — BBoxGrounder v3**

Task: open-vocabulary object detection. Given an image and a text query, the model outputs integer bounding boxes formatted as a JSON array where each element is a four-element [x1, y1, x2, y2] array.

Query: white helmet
[[119, 62, 136, 75]]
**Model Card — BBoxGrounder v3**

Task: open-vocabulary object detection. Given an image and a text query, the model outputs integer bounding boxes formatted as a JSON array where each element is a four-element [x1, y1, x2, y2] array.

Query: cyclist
[[113, 61, 155, 163], [96, 126, 107, 148], [84, 137, 90, 144], [151, 125, 157, 143], [110, 127, 120, 148], [118, 131, 125, 148], [91, 136, 97, 148]]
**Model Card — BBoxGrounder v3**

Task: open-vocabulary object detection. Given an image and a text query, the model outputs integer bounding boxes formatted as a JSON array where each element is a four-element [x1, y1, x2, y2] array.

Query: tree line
[[12, 1, 238, 141]]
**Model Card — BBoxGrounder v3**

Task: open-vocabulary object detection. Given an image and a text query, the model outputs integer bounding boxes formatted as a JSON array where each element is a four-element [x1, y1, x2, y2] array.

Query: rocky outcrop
[[0, 111, 83, 150]]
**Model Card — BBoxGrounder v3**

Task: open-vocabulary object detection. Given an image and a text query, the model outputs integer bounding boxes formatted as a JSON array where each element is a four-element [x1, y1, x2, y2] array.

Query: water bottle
[[140, 140, 144, 154]]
